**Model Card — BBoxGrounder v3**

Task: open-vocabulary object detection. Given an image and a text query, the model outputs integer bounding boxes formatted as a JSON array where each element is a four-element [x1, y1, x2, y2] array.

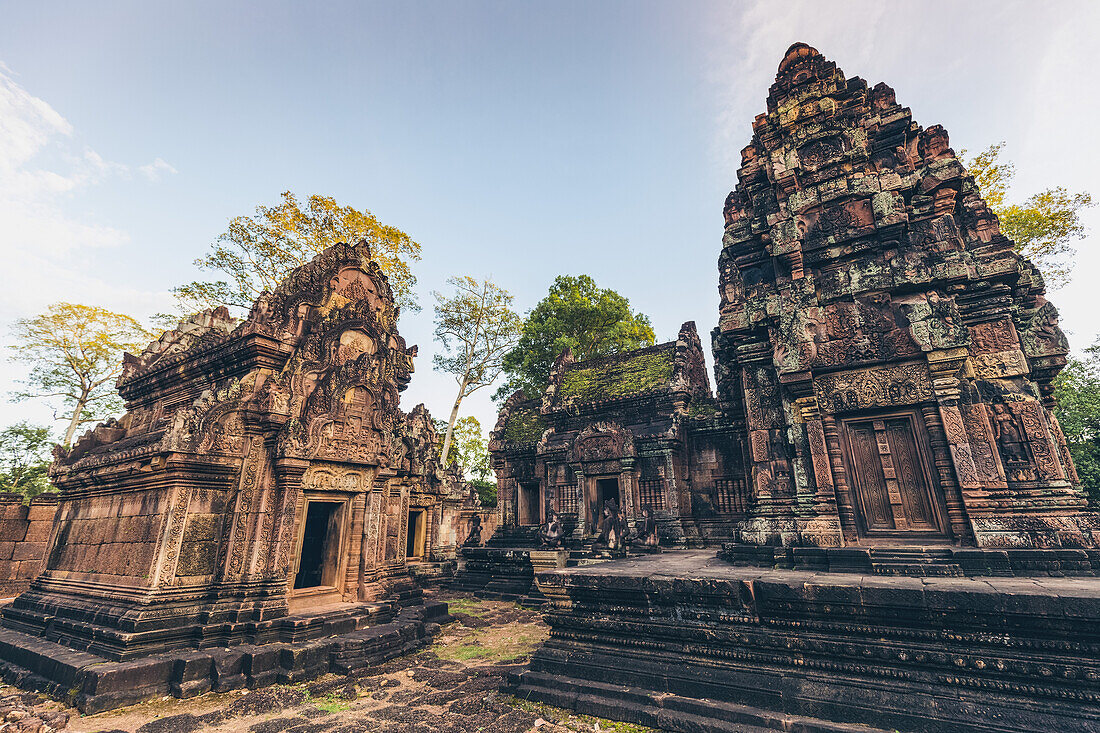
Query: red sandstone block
[[0, 542, 15, 561], [11, 542, 46, 562], [26, 505, 58, 522], [23, 523, 53, 544]]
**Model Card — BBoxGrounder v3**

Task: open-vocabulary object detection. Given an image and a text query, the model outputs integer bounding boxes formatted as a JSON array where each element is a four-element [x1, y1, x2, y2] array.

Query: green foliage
[[8, 303, 153, 447], [557, 346, 674, 403], [433, 276, 522, 462], [495, 275, 656, 401], [1053, 342, 1100, 506], [174, 191, 422, 314], [469, 478, 497, 507], [500, 407, 547, 443], [0, 423, 55, 498], [962, 143, 1093, 287], [437, 415, 492, 481]]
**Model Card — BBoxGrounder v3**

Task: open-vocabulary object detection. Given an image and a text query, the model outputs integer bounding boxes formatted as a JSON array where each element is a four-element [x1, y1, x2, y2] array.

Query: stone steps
[[509, 671, 890, 733], [867, 548, 963, 577]]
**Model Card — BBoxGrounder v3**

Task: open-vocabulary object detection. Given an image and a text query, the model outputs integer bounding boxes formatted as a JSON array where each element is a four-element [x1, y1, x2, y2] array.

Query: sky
[[1, 0, 1099, 443]]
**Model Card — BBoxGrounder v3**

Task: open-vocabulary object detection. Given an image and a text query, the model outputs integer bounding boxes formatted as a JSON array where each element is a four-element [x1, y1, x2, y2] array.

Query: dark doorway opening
[[294, 501, 343, 589], [518, 483, 540, 525], [596, 477, 620, 509], [407, 509, 426, 558]]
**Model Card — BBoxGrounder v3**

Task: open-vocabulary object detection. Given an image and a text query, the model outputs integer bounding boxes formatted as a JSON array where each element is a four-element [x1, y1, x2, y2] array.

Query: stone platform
[[0, 599, 453, 713], [452, 547, 570, 604], [508, 550, 1100, 733]]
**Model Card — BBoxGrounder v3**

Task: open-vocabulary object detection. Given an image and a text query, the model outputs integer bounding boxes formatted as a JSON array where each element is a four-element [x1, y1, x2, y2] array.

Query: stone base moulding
[[0, 599, 452, 713], [509, 551, 1100, 733]]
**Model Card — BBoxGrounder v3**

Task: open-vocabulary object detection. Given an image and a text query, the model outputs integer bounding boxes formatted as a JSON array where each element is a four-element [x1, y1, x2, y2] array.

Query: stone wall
[[0, 493, 59, 598]]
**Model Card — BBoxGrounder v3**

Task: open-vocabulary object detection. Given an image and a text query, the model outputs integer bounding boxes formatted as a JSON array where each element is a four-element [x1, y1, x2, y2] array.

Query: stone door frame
[[289, 489, 354, 609], [835, 407, 951, 543]]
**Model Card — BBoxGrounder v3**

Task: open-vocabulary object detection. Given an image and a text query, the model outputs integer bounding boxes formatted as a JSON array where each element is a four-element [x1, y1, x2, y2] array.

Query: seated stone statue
[[462, 514, 482, 547], [635, 505, 659, 548], [538, 508, 565, 548], [597, 498, 627, 552]]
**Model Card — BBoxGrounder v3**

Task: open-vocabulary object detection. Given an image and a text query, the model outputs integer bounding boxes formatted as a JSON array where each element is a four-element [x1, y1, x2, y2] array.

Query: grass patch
[[434, 622, 547, 664], [446, 598, 491, 617]]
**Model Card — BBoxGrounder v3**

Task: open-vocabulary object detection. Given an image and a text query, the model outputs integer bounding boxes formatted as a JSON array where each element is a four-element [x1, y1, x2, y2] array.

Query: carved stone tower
[[713, 43, 1096, 548]]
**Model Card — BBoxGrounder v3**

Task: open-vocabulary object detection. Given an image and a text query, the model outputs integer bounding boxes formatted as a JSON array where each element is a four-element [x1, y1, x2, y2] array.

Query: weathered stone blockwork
[[510, 551, 1100, 733], [0, 494, 59, 598], [1, 241, 477, 664]]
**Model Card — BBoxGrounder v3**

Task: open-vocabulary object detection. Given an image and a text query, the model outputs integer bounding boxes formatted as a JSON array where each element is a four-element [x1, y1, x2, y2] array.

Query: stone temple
[[0, 41, 1097, 733], [497, 44, 1100, 733], [0, 241, 486, 709], [487, 42, 1096, 556]]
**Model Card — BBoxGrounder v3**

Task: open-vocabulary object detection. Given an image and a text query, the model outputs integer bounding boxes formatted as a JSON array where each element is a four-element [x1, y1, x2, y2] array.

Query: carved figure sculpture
[[993, 404, 1029, 464], [635, 506, 659, 548], [597, 499, 627, 551], [538, 508, 565, 548], [463, 514, 483, 547]]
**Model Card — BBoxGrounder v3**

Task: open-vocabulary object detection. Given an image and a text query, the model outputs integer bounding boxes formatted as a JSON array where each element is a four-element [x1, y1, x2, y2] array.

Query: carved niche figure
[[538, 508, 565, 548], [463, 514, 483, 547], [635, 506, 659, 548], [597, 498, 627, 552], [993, 404, 1029, 464]]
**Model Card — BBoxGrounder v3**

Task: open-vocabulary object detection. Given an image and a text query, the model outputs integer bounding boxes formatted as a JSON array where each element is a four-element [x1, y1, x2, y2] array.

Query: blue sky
[[1, 0, 1099, 440]]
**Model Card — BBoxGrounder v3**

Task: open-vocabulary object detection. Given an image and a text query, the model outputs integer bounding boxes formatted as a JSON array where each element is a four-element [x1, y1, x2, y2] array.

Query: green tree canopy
[[494, 274, 656, 401], [9, 303, 153, 447], [436, 415, 492, 482], [963, 143, 1093, 288], [0, 423, 55, 498], [174, 191, 422, 314], [1053, 341, 1100, 506]]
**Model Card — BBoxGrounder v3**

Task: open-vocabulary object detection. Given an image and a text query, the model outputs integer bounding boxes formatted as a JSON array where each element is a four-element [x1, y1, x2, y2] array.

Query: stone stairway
[[867, 547, 964, 577]]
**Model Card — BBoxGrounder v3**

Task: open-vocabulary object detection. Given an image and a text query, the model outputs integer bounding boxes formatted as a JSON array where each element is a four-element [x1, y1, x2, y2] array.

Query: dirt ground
[[0, 593, 655, 733]]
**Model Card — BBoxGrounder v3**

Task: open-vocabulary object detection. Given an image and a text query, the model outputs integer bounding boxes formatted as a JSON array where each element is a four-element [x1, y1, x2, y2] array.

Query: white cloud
[[139, 157, 178, 181], [0, 64, 178, 310], [0, 63, 178, 433]]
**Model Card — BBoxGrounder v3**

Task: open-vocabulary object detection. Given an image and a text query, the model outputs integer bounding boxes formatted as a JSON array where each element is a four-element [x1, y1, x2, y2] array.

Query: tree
[[174, 191, 422, 314], [433, 276, 522, 465], [9, 303, 152, 447], [1053, 341, 1100, 506], [0, 423, 54, 498], [439, 416, 492, 481], [494, 274, 656, 401], [962, 143, 1093, 287]]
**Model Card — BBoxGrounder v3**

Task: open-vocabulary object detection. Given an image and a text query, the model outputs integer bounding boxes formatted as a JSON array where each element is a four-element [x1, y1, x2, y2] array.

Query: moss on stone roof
[[500, 406, 547, 443], [556, 343, 675, 405], [687, 398, 720, 419]]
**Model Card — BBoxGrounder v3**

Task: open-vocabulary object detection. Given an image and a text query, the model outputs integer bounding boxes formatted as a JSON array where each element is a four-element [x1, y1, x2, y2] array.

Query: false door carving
[[841, 411, 946, 540]]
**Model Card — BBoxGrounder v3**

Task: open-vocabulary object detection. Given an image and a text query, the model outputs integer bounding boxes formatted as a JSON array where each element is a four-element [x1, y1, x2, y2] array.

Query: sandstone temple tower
[[714, 43, 1092, 549]]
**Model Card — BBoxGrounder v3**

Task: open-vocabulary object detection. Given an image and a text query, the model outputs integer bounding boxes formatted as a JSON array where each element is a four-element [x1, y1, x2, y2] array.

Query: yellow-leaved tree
[[174, 191, 422, 314], [964, 143, 1093, 287], [9, 303, 153, 447]]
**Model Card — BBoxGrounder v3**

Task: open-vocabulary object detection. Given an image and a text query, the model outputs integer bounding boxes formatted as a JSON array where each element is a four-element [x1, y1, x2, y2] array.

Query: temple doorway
[[840, 411, 946, 541], [294, 501, 344, 589], [518, 483, 540, 525], [586, 477, 620, 535], [406, 509, 427, 559]]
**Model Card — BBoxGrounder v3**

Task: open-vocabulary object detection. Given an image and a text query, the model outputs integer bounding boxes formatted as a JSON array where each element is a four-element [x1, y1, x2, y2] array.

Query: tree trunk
[[62, 393, 89, 448], [441, 377, 469, 469]]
